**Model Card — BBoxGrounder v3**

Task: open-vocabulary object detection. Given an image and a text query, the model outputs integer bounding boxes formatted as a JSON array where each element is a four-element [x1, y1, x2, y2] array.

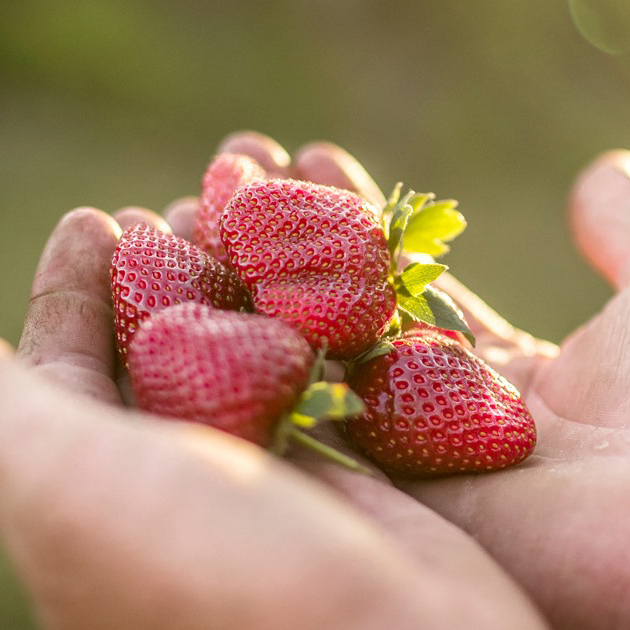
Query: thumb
[[569, 149, 630, 290]]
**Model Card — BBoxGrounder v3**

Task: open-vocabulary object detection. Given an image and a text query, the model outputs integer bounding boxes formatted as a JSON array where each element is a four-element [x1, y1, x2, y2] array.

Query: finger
[[217, 130, 291, 177], [0, 361, 549, 630], [530, 283, 630, 430], [433, 273, 558, 392], [112, 206, 172, 234], [434, 272, 556, 353], [163, 196, 199, 241], [293, 142, 386, 208], [17, 208, 122, 404], [287, 424, 547, 630], [434, 272, 517, 341], [0, 339, 15, 358], [569, 150, 630, 290]]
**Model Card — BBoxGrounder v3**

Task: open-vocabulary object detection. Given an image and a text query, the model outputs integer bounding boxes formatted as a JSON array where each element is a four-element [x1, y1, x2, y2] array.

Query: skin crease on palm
[[0, 134, 625, 629]]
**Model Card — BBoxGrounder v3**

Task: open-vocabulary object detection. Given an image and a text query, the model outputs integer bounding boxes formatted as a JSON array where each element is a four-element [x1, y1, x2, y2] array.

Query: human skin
[[0, 133, 548, 629], [397, 153, 630, 630]]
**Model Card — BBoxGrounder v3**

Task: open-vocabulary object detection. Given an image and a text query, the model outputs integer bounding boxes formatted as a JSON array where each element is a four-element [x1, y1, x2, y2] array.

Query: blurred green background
[[2, 0, 630, 349]]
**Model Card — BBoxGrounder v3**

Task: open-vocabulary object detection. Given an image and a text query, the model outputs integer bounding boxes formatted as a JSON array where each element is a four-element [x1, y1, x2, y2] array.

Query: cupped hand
[[0, 132, 547, 630]]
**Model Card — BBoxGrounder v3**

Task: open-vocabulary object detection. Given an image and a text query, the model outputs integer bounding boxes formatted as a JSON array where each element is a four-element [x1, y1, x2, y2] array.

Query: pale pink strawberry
[[192, 153, 266, 266]]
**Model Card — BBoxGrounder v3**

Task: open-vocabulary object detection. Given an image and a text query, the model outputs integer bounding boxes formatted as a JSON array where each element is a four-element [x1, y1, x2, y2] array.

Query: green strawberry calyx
[[270, 348, 372, 475], [383, 183, 475, 345]]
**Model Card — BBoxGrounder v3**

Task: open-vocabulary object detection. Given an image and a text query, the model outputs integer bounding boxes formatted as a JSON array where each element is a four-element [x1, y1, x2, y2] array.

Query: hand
[[0, 132, 547, 630], [399, 151, 630, 629]]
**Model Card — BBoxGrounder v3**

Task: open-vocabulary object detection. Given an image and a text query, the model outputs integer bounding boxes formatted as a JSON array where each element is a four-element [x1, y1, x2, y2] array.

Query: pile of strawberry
[[110, 152, 536, 477]]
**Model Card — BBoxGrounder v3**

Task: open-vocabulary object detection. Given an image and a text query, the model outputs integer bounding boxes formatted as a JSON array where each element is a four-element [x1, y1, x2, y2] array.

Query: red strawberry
[[345, 330, 536, 477], [220, 178, 397, 360], [193, 153, 266, 266], [129, 304, 313, 446], [402, 321, 466, 344], [129, 303, 368, 469], [110, 223, 251, 365]]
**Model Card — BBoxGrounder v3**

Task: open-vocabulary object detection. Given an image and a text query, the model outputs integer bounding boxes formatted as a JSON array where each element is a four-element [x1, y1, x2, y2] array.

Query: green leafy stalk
[[291, 381, 365, 425], [382, 181, 403, 228], [287, 429, 373, 475], [387, 190, 417, 262], [270, 355, 370, 473], [383, 183, 474, 344]]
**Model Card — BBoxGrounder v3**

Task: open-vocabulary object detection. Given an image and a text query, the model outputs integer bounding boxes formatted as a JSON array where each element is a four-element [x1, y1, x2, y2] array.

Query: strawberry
[[402, 320, 466, 344], [110, 223, 251, 365], [192, 153, 266, 266], [345, 330, 536, 477], [129, 303, 368, 470], [129, 303, 312, 445], [220, 178, 397, 360]]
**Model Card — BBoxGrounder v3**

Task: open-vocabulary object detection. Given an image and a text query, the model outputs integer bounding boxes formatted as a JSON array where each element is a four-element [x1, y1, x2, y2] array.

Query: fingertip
[[113, 207, 172, 234], [0, 339, 15, 360], [58, 206, 122, 241], [217, 130, 291, 177], [293, 142, 386, 208], [37, 207, 122, 299], [569, 149, 630, 289], [163, 197, 199, 241], [18, 206, 122, 397]]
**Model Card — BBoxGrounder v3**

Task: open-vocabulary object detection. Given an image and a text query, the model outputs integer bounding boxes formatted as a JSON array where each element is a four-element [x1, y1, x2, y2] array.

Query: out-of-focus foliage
[[0, 538, 38, 628], [569, 0, 630, 54], [1, 0, 628, 347]]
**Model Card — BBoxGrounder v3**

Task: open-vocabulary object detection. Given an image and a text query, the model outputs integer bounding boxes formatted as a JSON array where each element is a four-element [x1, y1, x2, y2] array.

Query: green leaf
[[382, 182, 403, 218], [423, 285, 475, 345], [290, 413, 318, 429], [291, 382, 365, 424], [403, 200, 467, 257], [408, 192, 435, 212], [387, 192, 415, 259], [396, 285, 475, 346], [396, 290, 434, 324], [396, 262, 447, 297]]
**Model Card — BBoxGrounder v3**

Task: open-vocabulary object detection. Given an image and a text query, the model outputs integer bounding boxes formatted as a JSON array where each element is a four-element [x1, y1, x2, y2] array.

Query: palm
[[401, 163, 630, 628]]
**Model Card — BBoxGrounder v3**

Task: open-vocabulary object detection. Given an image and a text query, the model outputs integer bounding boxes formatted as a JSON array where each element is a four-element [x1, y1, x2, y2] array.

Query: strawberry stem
[[287, 427, 373, 475], [269, 416, 292, 455]]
